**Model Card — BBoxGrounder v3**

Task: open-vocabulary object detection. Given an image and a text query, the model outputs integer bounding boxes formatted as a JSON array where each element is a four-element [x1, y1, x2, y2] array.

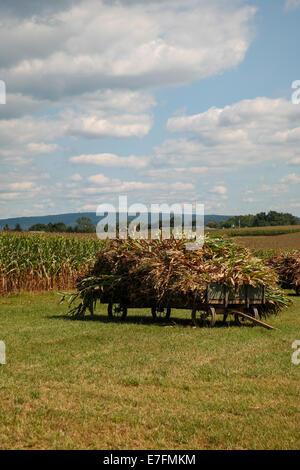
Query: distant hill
[[0, 212, 100, 231], [0, 212, 233, 230]]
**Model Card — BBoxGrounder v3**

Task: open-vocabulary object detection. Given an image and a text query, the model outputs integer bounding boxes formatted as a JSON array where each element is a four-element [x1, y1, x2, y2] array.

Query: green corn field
[[0, 232, 102, 294]]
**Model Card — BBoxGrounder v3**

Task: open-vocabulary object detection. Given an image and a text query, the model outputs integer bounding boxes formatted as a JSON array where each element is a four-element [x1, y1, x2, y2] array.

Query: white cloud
[[0, 192, 22, 200], [0, 179, 45, 204], [142, 166, 228, 180], [0, 0, 79, 18], [208, 185, 228, 202], [0, 93, 50, 119], [281, 173, 300, 184], [27, 142, 60, 155], [68, 89, 155, 114], [4, 1, 297, 217], [0, 116, 64, 163], [70, 173, 82, 181], [242, 183, 289, 201], [66, 112, 152, 138], [0, 0, 256, 167], [61, 90, 155, 138], [70, 153, 149, 169], [8, 181, 35, 191], [0, 0, 255, 99], [243, 197, 256, 203], [0, 93, 154, 164], [210, 185, 228, 196], [285, 0, 300, 10], [88, 174, 116, 185], [259, 183, 289, 194], [165, 98, 300, 167], [85, 173, 194, 195]]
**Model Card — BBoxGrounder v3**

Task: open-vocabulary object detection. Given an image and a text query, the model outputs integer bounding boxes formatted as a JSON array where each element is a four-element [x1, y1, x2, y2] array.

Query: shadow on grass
[[47, 313, 246, 328]]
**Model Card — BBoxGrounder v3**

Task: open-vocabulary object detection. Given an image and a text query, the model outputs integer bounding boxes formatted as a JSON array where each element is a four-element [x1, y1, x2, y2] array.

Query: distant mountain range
[[0, 212, 232, 230]]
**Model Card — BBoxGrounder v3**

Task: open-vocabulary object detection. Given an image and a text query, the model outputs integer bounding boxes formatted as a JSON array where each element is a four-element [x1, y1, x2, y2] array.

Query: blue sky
[[0, 0, 300, 218]]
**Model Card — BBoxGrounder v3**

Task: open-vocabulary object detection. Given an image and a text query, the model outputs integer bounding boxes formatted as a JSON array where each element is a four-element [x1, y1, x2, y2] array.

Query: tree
[[206, 221, 219, 229], [3, 223, 10, 232], [75, 217, 95, 233], [28, 223, 48, 232], [50, 222, 68, 233], [220, 211, 298, 228], [13, 223, 22, 232]]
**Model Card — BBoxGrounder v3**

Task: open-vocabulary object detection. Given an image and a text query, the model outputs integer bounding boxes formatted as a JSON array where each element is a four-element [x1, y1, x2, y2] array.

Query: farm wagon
[[104, 283, 268, 327]]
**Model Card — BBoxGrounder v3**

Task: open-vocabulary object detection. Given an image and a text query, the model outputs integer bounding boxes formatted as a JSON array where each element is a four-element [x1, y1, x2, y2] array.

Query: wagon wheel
[[192, 306, 216, 327], [222, 313, 228, 325], [151, 307, 157, 319], [108, 303, 127, 320], [234, 306, 259, 326], [151, 307, 171, 320], [234, 313, 242, 326]]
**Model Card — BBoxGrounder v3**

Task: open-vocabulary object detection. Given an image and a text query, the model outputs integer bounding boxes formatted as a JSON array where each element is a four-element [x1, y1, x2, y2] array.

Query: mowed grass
[[0, 292, 299, 450]]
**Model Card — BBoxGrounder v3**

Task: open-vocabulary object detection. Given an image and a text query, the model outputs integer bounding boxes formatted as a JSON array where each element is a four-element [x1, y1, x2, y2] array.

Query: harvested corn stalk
[[267, 251, 300, 294], [67, 236, 291, 317]]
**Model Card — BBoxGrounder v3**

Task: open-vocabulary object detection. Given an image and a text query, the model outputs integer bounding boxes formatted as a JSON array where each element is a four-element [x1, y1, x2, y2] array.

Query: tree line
[[1, 217, 96, 233], [1, 211, 299, 233], [206, 211, 299, 229]]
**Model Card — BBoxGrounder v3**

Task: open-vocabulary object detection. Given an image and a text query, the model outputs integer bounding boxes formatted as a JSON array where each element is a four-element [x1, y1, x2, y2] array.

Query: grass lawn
[[0, 292, 299, 450]]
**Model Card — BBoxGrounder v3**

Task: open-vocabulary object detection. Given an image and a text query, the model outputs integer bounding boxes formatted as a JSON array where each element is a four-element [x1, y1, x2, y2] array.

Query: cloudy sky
[[0, 0, 300, 218]]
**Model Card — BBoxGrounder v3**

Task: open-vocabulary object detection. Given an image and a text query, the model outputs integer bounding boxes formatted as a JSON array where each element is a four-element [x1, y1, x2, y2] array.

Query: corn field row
[[0, 233, 102, 295]]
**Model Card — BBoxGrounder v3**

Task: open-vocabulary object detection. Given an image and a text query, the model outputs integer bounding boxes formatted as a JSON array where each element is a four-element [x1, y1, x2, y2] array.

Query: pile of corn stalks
[[68, 236, 290, 316], [267, 251, 300, 295]]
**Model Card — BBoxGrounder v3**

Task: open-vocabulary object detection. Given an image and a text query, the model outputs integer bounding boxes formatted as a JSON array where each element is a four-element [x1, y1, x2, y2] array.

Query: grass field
[[0, 292, 299, 450], [210, 225, 300, 237], [235, 231, 300, 252], [208, 226, 300, 253]]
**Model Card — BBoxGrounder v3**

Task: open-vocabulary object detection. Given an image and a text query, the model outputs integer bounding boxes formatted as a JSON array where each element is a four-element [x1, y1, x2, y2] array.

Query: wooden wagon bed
[[102, 284, 273, 328]]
